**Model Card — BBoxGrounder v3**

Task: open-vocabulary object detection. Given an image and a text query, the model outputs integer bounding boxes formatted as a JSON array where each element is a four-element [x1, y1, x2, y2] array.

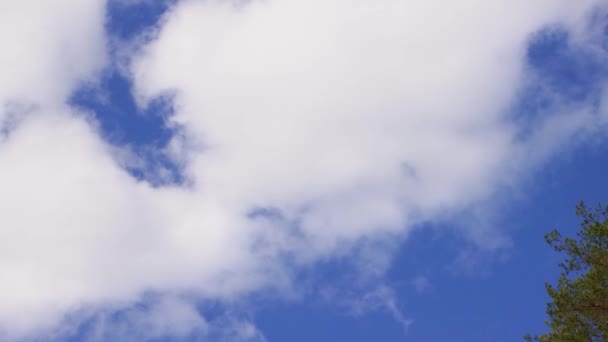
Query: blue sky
[[0, 1, 607, 341]]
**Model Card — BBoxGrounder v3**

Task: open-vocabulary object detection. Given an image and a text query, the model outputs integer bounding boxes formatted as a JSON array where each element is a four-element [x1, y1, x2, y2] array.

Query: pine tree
[[526, 202, 608, 341]]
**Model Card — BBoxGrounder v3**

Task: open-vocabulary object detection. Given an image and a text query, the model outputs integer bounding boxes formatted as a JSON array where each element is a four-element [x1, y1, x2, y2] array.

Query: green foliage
[[526, 202, 608, 342]]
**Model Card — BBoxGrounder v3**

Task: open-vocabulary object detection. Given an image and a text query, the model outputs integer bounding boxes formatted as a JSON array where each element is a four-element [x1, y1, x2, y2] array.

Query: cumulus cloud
[[0, 0, 106, 120], [0, 0, 607, 340], [0, 110, 284, 339], [132, 0, 606, 250]]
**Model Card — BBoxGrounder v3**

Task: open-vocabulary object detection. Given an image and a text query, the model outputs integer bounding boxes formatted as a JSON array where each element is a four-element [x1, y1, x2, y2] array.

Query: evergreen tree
[[526, 202, 608, 341]]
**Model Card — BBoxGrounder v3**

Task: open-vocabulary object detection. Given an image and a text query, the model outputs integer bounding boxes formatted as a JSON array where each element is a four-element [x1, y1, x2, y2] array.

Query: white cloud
[[0, 109, 278, 340], [82, 296, 208, 342], [132, 0, 606, 249], [0, 0, 607, 340], [74, 295, 265, 342], [348, 285, 413, 333], [0, 0, 106, 121]]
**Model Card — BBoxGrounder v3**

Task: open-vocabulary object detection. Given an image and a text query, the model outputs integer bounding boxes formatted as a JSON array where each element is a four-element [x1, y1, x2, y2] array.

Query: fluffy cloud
[[0, 0, 607, 340], [0, 111, 279, 339], [132, 0, 605, 248], [0, 0, 106, 119]]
